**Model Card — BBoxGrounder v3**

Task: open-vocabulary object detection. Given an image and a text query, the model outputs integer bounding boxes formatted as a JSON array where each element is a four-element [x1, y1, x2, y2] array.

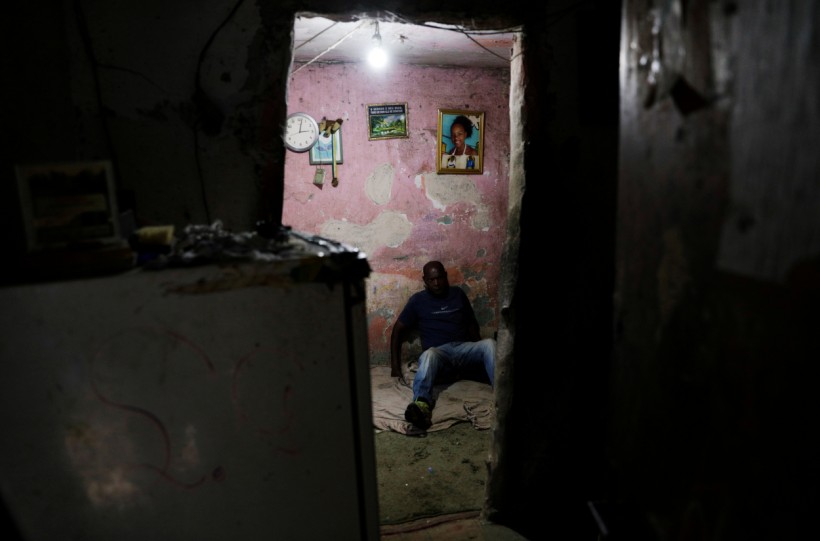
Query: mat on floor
[[369, 365, 494, 435]]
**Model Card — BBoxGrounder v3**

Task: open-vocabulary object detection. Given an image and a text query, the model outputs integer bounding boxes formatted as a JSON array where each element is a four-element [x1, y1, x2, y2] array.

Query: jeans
[[412, 338, 496, 405]]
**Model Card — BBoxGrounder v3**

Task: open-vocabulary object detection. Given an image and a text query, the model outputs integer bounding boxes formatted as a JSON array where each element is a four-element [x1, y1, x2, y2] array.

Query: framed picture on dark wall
[[436, 109, 484, 174], [366, 103, 409, 140], [15, 160, 121, 251]]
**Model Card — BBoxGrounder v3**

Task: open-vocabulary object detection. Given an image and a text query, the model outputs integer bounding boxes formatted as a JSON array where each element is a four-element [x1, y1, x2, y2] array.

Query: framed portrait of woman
[[436, 109, 484, 174]]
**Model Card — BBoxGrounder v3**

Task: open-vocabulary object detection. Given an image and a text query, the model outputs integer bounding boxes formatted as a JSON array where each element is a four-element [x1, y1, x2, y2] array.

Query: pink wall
[[284, 62, 510, 364]]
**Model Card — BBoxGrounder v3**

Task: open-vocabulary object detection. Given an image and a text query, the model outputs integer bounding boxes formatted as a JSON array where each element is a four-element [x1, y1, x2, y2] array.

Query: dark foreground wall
[[610, 1, 820, 539]]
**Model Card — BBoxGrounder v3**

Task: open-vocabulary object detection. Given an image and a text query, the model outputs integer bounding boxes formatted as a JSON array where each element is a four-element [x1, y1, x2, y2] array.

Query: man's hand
[[391, 319, 411, 387]]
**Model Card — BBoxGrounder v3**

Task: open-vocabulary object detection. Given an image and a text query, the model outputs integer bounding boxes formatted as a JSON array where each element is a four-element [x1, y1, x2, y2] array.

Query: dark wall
[[493, 2, 620, 538], [3, 3, 77, 259], [612, 2, 820, 539]]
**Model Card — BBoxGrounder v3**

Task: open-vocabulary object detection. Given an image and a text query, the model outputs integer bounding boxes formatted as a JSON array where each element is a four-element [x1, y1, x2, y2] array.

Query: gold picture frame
[[436, 109, 484, 174]]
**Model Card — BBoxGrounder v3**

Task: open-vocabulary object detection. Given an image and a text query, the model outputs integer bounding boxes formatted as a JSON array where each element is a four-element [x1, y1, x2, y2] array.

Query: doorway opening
[[285, 12, 525, 525]]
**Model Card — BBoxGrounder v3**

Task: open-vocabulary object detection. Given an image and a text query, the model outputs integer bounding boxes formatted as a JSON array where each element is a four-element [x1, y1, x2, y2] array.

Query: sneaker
[[404, 399, 433, 430]]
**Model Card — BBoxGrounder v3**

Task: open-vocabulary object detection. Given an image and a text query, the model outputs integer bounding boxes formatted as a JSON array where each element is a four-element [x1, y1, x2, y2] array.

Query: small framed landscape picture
[[366, 103, 409, 141], [437, 109, 484, 174]]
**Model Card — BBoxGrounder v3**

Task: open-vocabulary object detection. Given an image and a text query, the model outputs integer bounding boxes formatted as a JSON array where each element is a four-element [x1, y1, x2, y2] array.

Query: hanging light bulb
[[367, 20, 388, 69]]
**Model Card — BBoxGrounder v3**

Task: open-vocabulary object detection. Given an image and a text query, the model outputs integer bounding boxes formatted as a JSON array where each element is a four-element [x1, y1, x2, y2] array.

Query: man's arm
[[467, 319, 481, 342], [390, 319, 409, 378], [461, 289, 482, 342], [467, 316, 481, 342]]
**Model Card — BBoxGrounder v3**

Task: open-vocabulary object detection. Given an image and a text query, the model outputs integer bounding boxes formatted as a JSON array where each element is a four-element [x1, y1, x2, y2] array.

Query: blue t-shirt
[[398, 286, 476, 350]]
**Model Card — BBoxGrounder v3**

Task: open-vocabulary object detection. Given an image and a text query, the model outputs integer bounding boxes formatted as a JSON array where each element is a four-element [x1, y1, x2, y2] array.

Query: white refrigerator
[[0, 243, 379, 540]]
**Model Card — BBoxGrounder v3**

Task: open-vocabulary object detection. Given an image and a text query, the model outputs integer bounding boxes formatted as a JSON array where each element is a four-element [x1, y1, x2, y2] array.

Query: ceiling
[[291, 15, 517, 69]]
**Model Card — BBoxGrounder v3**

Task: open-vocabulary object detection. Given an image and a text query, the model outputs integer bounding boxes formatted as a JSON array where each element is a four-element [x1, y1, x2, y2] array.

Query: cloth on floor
[[370, 364, 495, 436]]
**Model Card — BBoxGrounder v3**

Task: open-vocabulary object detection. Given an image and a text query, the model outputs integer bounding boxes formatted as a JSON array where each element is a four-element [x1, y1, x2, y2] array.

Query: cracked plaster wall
[[283, 62, 510, 364]]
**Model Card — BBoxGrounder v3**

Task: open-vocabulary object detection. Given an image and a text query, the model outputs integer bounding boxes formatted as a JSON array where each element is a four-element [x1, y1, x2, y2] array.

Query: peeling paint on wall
[[365, 272, 424, 363], [320, 212, 413, 256], [417, 173, 491, 230], [418, 173, 483, 210], [365, 163, 394, 205]]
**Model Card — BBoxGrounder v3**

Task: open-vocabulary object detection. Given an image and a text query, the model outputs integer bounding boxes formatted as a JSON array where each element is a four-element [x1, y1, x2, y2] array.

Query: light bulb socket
[[367, 20, 387, 68]]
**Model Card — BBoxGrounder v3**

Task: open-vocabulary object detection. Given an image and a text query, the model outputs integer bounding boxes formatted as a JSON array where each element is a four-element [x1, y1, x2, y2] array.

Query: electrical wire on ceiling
[[293, 19, 340, 51], [415, 21, 517, 63], [379, 11, 518, 63], [293, 11, 518, 68], [381, 3, 594, 64], [293, 3, 590, 70], [291, 20, 368, 75]]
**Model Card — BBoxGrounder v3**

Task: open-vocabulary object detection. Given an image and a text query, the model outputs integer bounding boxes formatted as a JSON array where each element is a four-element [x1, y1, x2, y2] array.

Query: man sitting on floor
[[390, 260, 496, 430]]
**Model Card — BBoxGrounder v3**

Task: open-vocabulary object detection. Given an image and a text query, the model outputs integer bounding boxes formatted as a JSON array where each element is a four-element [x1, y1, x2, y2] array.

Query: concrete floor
[[380, 512, 530, 540]]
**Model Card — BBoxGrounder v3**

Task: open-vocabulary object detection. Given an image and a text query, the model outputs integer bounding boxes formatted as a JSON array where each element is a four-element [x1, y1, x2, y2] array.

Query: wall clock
[[284, 112, 320, 152]]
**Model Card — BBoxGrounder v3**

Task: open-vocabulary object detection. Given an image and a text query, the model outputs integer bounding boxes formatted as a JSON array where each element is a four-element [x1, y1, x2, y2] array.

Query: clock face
[[284, 112, 320, 152]]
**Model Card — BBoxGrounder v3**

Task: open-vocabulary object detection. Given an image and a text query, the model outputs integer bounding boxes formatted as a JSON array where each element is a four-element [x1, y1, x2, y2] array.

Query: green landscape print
[[367, 103, 408, 140]]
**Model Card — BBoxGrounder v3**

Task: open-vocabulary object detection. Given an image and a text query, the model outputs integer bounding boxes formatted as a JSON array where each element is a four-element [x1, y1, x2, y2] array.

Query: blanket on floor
[[369, 365, 495, 435]]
